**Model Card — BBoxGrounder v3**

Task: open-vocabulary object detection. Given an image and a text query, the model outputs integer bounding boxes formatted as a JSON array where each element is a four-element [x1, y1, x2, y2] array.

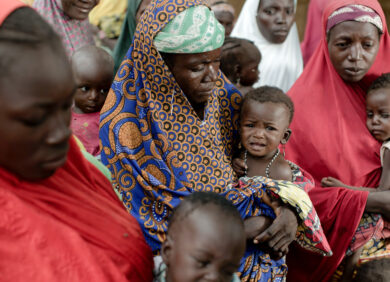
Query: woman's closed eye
[[19, 115, 46, 127]]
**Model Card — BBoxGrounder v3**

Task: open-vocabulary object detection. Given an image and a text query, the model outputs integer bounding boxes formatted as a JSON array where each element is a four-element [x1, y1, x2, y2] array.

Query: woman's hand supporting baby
[[244, 206, 298, 260]]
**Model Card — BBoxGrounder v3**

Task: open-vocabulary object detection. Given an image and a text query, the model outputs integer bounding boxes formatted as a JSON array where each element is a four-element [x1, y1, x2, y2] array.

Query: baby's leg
[[341, 246, 363, 281]]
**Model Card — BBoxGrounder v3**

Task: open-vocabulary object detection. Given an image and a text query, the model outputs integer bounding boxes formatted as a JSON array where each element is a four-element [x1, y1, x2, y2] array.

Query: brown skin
[[240, 101, 292, 181], [237, 41, 261, 87], [327, 21, 380, 83], [61, 0, 99, 20], [322, 88, 390, 191], [0, 44, 75, 181], [164, 48, 221, 120], [72, 46, 114, 114], [162, 204, 246, 282], [214, 10, 235, 37], [256, 0, 295, 44], [236, 100, 296, 258], [135, 0, 152, 24]]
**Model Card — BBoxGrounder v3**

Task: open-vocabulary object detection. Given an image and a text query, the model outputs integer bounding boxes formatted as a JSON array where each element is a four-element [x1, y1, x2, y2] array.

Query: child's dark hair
[[353, 258, 390, 281], [368, 73, 390, 93], [168, 191, 243, 232], [220, 37, 259, 84], [243, 86, 295, 124], [0, 7, 64, 77]]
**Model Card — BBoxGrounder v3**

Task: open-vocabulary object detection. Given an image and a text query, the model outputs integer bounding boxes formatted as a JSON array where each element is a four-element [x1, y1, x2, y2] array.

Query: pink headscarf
[[33, 0, 94, 57], [301, 0, 331, 65]]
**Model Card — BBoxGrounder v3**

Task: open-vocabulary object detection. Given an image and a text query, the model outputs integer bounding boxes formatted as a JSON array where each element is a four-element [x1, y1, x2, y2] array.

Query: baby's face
[[162, 205, 245, 282], [366, 88, 390, 142], [240, 100, 290, 159], [73, 62, 112, 114]]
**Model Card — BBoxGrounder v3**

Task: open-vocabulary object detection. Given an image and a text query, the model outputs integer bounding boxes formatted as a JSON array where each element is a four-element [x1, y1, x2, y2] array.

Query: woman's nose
[[205, 64, 219, 82], [348, 44, 363, 61], [276, 11, 287, 24], [46, 111, 71, 145]]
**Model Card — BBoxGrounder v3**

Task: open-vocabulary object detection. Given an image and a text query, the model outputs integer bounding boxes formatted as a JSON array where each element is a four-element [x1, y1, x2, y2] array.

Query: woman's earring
[[238, 142, 242, 150]]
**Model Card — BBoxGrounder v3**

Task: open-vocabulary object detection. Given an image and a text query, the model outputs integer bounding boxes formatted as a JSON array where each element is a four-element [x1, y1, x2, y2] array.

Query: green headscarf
[[112, 0, 141, 74], [154, 5, 225, 53]]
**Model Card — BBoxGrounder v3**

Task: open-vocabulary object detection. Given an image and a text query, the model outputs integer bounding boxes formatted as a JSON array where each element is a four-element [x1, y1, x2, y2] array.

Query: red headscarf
[[0, 137, 154, 281], [301, 0, 331, 65], [286, 0, 390, 280]]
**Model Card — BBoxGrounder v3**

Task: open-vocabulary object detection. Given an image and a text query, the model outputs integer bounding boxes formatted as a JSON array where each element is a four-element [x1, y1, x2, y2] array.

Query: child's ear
[[161, 235, 173, 266], [281, 129, 292, 144]]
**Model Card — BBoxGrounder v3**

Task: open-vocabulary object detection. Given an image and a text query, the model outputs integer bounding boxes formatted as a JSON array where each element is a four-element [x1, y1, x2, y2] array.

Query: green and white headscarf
[[154, 5, 225, 53]]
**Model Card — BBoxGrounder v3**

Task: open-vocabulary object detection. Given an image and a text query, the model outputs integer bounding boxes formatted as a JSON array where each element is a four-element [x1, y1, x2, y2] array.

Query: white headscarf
[[231, 0, 303, 92]]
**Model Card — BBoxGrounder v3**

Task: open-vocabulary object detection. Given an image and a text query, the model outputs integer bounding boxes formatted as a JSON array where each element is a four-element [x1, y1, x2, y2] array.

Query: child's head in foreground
[[366, 73, 390, 143], [240, 86, 294, 158], [161, 191, 246, 282], [353, 258, 390, 281], [220, 37, 261, 87], [71, 45, 114, 114]]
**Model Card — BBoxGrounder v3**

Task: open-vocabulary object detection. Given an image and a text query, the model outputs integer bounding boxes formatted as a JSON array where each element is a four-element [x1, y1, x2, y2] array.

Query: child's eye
[[381, 113, 390, 118], [266, 126, 276, 131], [195, 260, 210, 268], [100, 88, 109, 95], [80, 86, 89, 92], [367, 112, 373, 118], [244, 123, 254, 128]]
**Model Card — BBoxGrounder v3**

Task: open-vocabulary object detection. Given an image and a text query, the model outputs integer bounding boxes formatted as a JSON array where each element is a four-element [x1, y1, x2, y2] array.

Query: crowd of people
[[1, 0, 390, 281]]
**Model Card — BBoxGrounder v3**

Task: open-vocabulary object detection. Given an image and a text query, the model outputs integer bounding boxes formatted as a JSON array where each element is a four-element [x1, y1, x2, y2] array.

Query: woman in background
[[231, 0, 303, 92]]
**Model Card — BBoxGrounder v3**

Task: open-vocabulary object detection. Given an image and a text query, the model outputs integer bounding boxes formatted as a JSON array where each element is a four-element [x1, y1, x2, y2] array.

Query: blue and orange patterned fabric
[[225, 167, 332, 281], [99, 0, 332, 280], [99, 0, 242, 252]]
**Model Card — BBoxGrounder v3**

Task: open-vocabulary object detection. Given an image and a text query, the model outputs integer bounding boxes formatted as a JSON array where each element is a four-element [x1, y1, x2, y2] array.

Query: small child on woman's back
[[220, 37, 261, 96], [154, 191, 246, 282], [322, 73, 390, 191], [70, 45, 114, 156]]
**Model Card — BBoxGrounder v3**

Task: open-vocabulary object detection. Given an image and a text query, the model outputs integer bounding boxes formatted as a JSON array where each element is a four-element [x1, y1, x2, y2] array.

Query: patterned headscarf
[[154, 5, 225, 53], [327, 4, 383, 33]]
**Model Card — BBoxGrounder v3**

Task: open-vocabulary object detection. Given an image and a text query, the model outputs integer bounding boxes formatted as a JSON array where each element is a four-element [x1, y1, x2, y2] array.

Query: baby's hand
[[232, 157, 247, 177], [321, 176, 346, 187]]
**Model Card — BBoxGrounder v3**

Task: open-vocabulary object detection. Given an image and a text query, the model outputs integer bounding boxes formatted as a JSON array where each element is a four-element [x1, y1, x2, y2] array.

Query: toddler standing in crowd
[[154, 191, 246, 282], [71, 45, 114, 156], [220, 37, 261, 96]]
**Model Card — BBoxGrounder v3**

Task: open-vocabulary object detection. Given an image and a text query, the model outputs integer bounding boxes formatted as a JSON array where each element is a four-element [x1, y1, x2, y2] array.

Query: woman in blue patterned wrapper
[[99, 0, 330, 280]]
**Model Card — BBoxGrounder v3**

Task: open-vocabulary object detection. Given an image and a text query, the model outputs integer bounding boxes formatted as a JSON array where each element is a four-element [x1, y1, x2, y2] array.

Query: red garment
[[71, 111, 101, 156], [301, 0, 331, 65], [285, 0, 390, 281], [0, 137, 153, 282], [0, 0, 25, 25]]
